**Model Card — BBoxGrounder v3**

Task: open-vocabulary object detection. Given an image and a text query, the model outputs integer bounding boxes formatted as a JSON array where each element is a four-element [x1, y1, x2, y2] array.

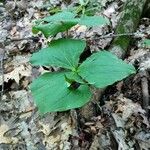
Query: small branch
[[17, 107, 36, 116], [140, 71, 149, 114], [5, 32, 146, 44], [87, 32, 146, 40], [5, 36, 39, 43], [0, 52, 4, 101]]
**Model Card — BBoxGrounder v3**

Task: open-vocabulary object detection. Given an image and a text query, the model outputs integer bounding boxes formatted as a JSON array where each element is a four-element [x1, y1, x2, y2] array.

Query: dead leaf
[[10, 90, 33, 113], [0, 55, 31, 84], [116, 96, 145, 121], [135, 131, 150, 150], [112, 129, 133, 150], [0, 120, 18, 144]]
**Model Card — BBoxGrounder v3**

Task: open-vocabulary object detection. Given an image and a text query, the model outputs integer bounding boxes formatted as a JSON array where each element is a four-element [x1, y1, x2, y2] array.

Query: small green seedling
[[30, 11, 136, 114]]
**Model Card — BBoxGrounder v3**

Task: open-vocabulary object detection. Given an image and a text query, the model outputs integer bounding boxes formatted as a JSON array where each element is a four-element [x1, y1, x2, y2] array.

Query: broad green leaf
[[30, 39, 86, 70], [30, 71, 92, 113], [78, 16, 109, 26], [33, 21, 77, 38], [42, 11, 76, 22], [78, 51, 136, 88], [32, 10, 109, 37], [33, 11, 77, 38]]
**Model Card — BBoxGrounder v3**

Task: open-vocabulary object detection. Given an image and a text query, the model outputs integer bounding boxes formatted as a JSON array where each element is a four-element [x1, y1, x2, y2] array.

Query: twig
[[0, 52, 4, 101], [140, 71, 149, 115], [5, 32, 145, 44], [17, 107, 36, 116], [5, 36, 39, 43], [87, 32, 145, 40]]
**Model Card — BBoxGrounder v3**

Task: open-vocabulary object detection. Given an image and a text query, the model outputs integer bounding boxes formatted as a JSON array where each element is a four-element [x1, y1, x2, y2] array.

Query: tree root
[[140, 71, 149, 115]]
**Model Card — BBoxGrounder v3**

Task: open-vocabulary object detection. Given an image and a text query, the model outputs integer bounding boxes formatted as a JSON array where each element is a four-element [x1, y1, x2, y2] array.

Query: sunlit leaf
[[30, 71, 92, 113], [30, 39, 86, 70], [78, 51, 136, 88], [32, 11, 109, 37]]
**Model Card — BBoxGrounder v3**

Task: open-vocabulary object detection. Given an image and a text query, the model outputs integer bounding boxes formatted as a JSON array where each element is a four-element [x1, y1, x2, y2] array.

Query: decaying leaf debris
[[0, 0, 150, 149]]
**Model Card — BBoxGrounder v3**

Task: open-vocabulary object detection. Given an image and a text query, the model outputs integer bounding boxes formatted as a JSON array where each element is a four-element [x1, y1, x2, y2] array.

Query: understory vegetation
[[0, 0, 149, 149]]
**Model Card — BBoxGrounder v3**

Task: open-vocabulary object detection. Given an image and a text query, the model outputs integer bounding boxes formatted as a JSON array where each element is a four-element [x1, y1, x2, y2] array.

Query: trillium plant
[[30, 11, 136, 114]]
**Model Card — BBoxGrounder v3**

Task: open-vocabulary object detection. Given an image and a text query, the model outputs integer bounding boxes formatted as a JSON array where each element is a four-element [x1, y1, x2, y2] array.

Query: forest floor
[[0, 0, 150, 149]]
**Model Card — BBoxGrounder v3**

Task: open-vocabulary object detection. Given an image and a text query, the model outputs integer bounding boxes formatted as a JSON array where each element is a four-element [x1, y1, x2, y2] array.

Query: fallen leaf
[[0, 120, 18, 144], [0, 55, 31, 84]]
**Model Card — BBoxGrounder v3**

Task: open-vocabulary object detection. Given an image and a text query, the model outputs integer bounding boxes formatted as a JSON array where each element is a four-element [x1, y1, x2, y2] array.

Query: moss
[[111, 0, 147, 56]]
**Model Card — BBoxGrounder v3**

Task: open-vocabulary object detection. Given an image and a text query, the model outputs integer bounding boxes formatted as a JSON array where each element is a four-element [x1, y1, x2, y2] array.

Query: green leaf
[[78, 16, 109, 26], [32, 10, 109, 37], [42, 11, 76, 22], [30, 71, 92, 113], [30, 39, 86, 70], [33, 11, 77, 38], [78, 51, 136, 88], [33, 21, 77, 38]]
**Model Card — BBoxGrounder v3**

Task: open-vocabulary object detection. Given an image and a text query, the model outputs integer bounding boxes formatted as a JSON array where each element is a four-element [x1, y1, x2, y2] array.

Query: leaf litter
[[0, 0, 150, 149]]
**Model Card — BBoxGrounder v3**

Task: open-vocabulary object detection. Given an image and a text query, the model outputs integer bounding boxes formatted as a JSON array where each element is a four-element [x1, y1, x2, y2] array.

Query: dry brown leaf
[[116, 96, 145, 121], [41, 116, 74, 150], [0, 55, 31, 84], [10, 90, 33, 112], [0, 121, 18, 144]]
